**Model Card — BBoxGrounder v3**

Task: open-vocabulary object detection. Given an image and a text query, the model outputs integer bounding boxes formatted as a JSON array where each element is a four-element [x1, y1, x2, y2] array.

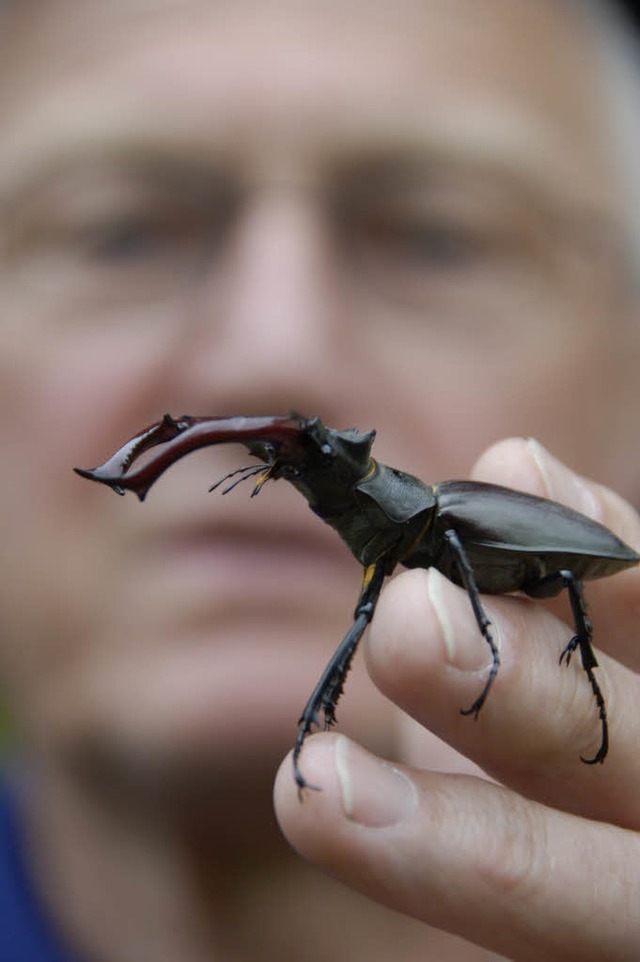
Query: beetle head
[[267, 416, 376, 512]]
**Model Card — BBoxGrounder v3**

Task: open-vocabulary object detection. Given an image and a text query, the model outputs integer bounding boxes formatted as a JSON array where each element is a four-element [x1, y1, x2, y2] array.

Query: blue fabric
[[0, 780, 79, 962]]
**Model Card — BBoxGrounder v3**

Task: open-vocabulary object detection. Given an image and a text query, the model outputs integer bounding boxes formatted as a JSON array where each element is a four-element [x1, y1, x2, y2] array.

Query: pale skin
[[0, 1, 639, 960]]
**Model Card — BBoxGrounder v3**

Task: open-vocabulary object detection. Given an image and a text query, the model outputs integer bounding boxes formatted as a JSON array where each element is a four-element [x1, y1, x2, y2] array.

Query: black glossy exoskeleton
[[75, 414, 639, 792]]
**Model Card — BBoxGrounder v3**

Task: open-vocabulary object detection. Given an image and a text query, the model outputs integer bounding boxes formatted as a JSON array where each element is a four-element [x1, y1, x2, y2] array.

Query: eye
[[75, 208, 212, 266], [81, 218, 170, 261], [397, 223, 483, 266], [350, 212, 488, 271], [283, 465, 302, 480]]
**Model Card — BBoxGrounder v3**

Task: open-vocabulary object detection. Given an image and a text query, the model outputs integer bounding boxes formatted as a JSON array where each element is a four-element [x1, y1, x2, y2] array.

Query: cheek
[[0, 321, 174, 702], [0, 284, 193, 485], [0, 476, 116, 702], [1, 334, 160, 470], [350, 306, 621, 481]]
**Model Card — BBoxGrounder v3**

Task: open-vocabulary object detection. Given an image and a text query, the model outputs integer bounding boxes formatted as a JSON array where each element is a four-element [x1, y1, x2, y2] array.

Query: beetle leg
[[443, 529, 500, 719], [557, 572, 608, 764], [292, 556, 391, 798], [526, 569, 607, 763]]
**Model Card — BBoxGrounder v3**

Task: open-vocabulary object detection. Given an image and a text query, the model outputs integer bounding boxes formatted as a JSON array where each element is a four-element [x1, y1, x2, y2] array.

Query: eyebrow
[[0, 100, 612, 217], [328, 103, 609, 212], [0, 152, 240, 232]]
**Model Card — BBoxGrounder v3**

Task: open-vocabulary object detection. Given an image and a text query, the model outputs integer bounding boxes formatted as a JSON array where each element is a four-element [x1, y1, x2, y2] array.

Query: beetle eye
[[282, 465, 301, 480], [321, 443, 334, 456]]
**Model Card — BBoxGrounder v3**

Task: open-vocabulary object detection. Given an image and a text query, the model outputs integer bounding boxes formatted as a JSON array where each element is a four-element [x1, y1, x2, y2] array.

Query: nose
[[165, 185, 356, 416]]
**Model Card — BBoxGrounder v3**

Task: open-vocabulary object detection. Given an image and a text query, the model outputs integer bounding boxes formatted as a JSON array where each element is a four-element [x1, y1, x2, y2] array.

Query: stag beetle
[[75, 414, 639, 793]]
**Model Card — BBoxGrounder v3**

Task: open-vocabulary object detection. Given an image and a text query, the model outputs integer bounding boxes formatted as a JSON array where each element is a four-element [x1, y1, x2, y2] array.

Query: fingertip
[[367, 568, 500, 708], [522, 440, 640, 547], [470, 437, 542, 494], [470, 438, 640, 546], [274, 735, 342, 850], [274, 736, 330, 806], [364, 569, 441, 710], [366, 568, 432, 667], [469, 436, 598, 514]]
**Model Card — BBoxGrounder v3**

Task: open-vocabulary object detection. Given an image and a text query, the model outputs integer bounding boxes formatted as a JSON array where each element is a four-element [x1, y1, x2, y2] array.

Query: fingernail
[[527, 438, 601, 520], [427, 568, 498, 671], [335, 735, 417, 827]]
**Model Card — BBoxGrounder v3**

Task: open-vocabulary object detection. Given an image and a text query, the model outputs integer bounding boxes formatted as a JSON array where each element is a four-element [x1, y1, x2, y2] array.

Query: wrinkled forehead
[[0, 0, 615, 209]]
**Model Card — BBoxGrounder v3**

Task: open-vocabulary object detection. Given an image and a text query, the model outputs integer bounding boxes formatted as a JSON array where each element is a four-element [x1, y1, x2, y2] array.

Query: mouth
[[129, 507, 360, 622], [157, 520, 351, 579], [76, 497, 380, 773]]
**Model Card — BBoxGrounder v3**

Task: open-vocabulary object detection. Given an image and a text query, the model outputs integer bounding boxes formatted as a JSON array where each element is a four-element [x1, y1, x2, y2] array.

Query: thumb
[[274, 733, 639, 962]]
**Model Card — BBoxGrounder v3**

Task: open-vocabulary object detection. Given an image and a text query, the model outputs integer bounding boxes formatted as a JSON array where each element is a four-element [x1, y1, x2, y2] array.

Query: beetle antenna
[[209, 464, 265, 495], [251, 465, 276, 497]]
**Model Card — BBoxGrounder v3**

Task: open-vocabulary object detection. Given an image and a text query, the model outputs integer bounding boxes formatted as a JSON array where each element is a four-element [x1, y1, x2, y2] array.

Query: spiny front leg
[[293, 557, 390, 798]]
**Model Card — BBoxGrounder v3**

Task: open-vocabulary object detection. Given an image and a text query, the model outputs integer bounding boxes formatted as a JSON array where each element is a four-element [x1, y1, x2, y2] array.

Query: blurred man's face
[[0, 0, 635, 799]]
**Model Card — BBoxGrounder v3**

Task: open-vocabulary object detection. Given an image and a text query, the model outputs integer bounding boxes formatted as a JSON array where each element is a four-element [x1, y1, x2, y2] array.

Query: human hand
[[274, 439, 640, 961]]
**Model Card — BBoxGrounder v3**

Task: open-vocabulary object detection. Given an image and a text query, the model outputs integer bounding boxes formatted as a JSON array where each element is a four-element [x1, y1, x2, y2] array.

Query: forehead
[[0, 0, 613, 204]]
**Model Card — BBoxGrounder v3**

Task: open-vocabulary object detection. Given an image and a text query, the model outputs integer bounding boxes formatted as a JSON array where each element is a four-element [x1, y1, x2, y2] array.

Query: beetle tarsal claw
[[559, 635, 579, 667]]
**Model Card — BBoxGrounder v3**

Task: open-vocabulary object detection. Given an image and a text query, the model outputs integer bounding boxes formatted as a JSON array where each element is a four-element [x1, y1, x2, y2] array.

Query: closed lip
[[135, 508, 358, 585]]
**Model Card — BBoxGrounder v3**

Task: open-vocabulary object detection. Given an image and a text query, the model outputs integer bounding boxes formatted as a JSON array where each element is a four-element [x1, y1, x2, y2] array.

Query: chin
[[41, 614, 396, 817]]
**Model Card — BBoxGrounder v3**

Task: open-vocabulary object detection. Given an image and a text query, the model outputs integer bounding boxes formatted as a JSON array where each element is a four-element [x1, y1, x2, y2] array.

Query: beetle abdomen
[[400, 480, 639, 594], [434, 481, 638, 563]]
